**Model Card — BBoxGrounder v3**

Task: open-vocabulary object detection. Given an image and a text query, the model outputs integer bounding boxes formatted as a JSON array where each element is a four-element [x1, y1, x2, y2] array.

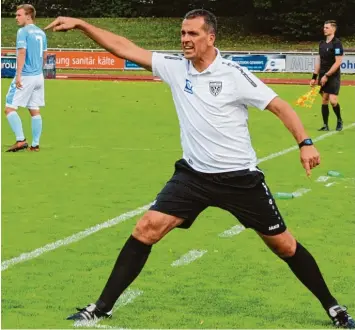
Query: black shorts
[[318, 72, 341, 95], [149, 159, 287, 236]]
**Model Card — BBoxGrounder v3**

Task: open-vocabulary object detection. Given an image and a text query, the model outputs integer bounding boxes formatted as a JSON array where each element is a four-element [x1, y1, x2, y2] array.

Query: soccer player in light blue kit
[[5, 4, 47, 152]]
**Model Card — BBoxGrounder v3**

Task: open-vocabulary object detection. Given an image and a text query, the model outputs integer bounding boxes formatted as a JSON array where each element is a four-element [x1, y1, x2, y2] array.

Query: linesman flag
[[295, 86, 320, 108]]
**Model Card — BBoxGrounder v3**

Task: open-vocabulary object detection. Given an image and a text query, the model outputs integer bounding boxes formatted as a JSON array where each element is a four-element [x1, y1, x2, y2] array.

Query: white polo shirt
[[152, 49, 277, 173]]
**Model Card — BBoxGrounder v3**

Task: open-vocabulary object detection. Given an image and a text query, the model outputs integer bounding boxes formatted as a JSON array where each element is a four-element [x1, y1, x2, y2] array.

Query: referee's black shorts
[[319, 72, 341, 95], [149, 159, 287, 236]]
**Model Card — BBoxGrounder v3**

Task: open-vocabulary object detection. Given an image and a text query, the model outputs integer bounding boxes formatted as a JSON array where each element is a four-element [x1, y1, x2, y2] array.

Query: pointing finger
[[304, 161, 311, 177], [44, 18, 59, 30]]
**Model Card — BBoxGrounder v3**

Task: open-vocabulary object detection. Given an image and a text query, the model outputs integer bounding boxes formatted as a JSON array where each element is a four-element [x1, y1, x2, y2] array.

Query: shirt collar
[[187, 48, 221, 76]]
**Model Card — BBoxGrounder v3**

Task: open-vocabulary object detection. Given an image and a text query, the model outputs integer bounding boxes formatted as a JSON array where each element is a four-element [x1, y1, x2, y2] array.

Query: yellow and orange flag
[[295, 86, 320, 109]]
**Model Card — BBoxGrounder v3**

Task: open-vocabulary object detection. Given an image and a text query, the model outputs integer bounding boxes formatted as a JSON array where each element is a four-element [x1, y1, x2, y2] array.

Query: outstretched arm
[[45, 17, 153, 71], [266, 97, 320, 176]]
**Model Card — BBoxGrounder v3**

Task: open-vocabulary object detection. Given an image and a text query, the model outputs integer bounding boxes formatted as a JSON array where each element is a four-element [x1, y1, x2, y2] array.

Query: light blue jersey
[[16, 24, 47, 76]]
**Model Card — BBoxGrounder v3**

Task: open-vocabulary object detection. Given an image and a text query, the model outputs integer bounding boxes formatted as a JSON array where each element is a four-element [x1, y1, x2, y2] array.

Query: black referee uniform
[[318, 37, 344, 131], [318, 37, 343, 95]]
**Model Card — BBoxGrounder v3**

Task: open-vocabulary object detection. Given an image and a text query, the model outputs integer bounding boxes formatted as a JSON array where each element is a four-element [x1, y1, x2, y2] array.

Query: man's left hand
[[300, 145, 320, 177]]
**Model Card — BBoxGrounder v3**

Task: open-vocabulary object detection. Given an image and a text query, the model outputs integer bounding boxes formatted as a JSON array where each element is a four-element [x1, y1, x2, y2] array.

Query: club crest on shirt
[[209, 81, 222, 96]]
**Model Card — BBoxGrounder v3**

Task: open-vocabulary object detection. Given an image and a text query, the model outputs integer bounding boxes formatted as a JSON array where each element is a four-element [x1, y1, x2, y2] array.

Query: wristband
[[312, 73, 318, 80], [298, 138, 313, 149]]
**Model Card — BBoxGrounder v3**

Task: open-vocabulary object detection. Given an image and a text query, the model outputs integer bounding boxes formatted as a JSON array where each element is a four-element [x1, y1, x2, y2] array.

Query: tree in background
[[2, 0, 354, 39], [253, 0, 355, 40]]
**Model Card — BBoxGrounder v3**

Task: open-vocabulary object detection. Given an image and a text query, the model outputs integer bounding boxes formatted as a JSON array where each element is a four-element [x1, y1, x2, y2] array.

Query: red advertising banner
[[1, 49, 125, 70], [54, 51, 124, 69]]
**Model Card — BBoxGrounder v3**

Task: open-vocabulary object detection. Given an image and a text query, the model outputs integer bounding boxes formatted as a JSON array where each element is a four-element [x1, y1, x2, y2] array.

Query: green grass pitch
[[2, 79, 354, 329]]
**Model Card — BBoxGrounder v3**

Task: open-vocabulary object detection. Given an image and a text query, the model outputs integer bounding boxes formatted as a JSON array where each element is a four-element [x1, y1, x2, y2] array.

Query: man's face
[[181, 17, 215, 60], [16, 9, 28, 26], [323, 23, 335, 36]]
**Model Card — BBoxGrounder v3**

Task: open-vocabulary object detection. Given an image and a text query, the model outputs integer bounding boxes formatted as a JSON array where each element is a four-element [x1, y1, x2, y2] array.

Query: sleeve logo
[[164, 55, 182, 61]]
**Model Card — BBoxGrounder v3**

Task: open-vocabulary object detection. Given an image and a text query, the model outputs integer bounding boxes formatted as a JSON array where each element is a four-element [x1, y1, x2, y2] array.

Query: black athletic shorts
[[319, 72, 341, 95], [149, 159, 287, 236]]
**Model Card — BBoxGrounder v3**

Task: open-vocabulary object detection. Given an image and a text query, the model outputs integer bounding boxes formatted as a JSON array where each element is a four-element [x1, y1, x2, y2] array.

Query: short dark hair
[[184, 9, 217, 35], [325, 20, 337, 29]]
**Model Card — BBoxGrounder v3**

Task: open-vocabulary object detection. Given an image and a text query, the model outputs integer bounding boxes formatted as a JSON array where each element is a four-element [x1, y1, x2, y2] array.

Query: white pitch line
[[258, 123, 355, 163], [3, 123, 354, 272], [218, 225, 245, 238], [171, 250, 207, 267], [316, 176, 330, 182], [74, 289, 142, 328], [1, 204, 152, 272], [292, 188, 311, 198]]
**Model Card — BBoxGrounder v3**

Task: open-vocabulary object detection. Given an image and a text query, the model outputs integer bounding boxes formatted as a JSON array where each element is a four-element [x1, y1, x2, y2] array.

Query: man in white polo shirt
[[46, 10, 353, 328]]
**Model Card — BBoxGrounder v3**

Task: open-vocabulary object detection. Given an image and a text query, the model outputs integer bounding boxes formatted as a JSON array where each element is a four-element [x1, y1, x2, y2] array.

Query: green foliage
[[1, 0, 137, 17], [253, 0, 355, 40], [2, 17, 355, 51], [2, 0, 355, 40]]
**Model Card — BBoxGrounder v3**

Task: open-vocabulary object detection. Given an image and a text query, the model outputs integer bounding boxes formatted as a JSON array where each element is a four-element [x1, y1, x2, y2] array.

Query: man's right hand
[[309, 79, 317, 87], [15, 75, 23, 89], [45, 17, 83, 32]]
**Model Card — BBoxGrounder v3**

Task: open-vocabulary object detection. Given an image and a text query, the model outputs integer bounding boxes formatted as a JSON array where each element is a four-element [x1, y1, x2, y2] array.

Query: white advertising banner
[[286, 55, 355, 73]]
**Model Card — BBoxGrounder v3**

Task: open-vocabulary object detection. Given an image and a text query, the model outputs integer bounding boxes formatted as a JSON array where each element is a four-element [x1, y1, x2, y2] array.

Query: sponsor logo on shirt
[[184, 79, 193, 94], [335, 48, 341, 55]]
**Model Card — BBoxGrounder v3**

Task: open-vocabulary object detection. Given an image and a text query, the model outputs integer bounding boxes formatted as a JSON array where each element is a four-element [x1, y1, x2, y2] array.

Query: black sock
[[283, 242, 337, 310], [321, 104, 329, 126], [96, 235, 152, 312], [332, 104, 342, 121]]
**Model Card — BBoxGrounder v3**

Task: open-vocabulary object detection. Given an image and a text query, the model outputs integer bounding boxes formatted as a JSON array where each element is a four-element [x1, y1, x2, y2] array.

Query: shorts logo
[[209, 81, 222, 96], [184, 79, 193, 94], [268, 224, 280, 231], [335, 48, 341, 55]]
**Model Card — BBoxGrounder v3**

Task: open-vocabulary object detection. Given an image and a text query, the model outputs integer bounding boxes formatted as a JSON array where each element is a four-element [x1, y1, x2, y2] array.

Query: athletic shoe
[[66, 303, 112, 321], [336, 121, 343, 131], [6, 140, 28, 152], [318, 125, 329, 131], [28, 145, 40, 152], [328, 305, 355, 329]]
